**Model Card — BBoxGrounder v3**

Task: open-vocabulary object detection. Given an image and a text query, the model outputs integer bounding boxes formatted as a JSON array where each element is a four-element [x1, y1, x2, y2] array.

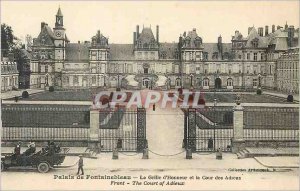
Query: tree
[[1, 23, 21, 57]]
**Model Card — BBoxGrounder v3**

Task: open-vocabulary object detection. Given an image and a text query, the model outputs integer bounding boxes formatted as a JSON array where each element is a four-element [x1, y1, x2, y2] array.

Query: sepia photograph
[[0, 0, 299, 190]]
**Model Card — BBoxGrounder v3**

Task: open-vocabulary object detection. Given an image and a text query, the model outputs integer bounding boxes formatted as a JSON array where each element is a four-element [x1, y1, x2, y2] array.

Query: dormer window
[[252, 38, 259, 48], [212, 52, 218, 60]]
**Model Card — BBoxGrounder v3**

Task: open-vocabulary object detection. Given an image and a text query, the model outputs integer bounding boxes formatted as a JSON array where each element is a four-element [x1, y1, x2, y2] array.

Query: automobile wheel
[[37, 162, 50, 173]]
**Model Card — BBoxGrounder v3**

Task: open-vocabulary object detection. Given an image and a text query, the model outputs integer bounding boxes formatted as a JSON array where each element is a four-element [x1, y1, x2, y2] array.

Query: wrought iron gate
[[184, 107, 233, 152], [98, 107, 146, 152]]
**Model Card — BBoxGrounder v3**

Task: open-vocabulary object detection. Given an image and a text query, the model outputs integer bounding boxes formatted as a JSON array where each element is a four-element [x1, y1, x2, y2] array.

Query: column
[[232, 104, 246, 153]]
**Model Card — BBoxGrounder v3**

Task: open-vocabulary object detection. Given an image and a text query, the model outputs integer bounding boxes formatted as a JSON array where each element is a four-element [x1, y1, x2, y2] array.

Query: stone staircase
[[236, 148, 250, 159]]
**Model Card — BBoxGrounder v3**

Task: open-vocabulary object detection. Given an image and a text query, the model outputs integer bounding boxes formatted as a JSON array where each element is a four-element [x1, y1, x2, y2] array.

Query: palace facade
[[27, 8, 299, 92]]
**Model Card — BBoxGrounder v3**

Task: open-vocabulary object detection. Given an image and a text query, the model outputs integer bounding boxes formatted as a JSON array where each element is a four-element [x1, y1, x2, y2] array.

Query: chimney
[[156, 25, 159, 43], [265, 26, 269, 36], [41, 22, 46, 30], [285, 22, 288, 30], [193, 28, 196, 32], [258, 27, 263, 36], [136, 25, 139, 39], [248, 27, 252, 35], [277, 25, 281, 30], [218, 35, 223, 54], [133, 32, 136, 45], [272, 25, 275, 33], [218, 35, 222, 44], [288, 25, 295, 47], [78, 41, 80, 44]]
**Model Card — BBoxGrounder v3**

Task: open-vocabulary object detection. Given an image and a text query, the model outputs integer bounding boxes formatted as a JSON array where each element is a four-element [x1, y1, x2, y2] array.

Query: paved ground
[[1, 151, 299, 190], [254, 156, 299, 168], [146, 106, 185, 156]]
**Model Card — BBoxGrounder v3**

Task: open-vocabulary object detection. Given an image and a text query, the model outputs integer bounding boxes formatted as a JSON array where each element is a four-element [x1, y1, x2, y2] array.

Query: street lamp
[[213, 98, 217, 151]]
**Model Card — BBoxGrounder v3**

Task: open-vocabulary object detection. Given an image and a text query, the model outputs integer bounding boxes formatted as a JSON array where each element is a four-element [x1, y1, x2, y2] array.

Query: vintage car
[[1, 144, 67, 173]]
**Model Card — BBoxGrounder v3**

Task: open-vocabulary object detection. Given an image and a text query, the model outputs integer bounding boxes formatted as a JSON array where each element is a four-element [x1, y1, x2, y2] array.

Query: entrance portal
[[215, 78, 222, 89]]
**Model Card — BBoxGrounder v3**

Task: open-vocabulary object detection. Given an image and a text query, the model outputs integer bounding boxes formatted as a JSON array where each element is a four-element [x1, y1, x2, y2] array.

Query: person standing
[[77, 155, 84, 175]]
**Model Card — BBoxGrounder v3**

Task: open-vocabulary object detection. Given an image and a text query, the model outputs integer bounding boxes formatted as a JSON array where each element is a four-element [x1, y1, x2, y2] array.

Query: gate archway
[[215, 78, 222, 89]]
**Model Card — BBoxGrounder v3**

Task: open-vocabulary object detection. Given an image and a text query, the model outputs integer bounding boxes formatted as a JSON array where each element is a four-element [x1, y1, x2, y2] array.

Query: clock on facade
[[55, 31, 62, 37]]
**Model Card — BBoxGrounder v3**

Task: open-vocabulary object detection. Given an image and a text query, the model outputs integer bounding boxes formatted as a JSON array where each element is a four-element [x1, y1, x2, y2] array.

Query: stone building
[[1, 55, 19, 92], [28, 7, 299, 92], [276, 47, 299, 94]]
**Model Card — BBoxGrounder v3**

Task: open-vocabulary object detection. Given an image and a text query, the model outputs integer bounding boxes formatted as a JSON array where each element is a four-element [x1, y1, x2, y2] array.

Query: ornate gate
[[185, 107, 233, 152], [98, 107, 146, 152]]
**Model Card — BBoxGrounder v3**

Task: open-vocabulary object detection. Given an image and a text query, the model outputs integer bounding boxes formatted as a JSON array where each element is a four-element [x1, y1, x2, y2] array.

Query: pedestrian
[[77, 155, 84, 175]]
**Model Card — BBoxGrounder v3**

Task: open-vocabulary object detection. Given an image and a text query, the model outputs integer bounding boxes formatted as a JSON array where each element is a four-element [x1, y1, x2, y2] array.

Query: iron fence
[[1, 105, 90, 141], [243, 107, 299, 141]]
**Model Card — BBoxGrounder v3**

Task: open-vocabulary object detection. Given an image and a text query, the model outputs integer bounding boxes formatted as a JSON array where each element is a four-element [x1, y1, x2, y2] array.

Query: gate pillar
[[137, 107, 146, 152], [232, 105, 245, 153], [89, 109, 101, 153], [188, 108, 196, 152]]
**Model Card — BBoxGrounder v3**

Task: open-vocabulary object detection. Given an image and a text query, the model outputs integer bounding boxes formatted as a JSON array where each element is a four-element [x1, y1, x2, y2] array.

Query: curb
[[254, 157, 299, 169]]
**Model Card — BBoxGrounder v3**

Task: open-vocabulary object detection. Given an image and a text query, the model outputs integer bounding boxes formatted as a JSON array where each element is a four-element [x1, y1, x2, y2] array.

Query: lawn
[[8, 89, 291, 103]]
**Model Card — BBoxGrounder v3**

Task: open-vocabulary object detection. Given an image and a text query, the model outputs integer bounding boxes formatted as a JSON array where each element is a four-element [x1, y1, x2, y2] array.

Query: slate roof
[[245, 27, 268, 48], [109, 44, 134, 60], [137, 28, 156, 43], [33, 24, 55, 46], [65, 43, 89, 62], [203, 43, 232, 58], [159, 42, 178, 59], [56, 7, 63, 16]]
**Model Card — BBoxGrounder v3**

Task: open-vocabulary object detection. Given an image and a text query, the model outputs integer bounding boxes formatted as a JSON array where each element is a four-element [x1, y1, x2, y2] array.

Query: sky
[[1, 1, 299, 44]]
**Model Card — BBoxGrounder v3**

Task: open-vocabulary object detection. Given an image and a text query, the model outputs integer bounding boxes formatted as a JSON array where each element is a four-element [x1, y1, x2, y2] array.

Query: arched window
[[227, 78, 233, 86], [203, 78, 209, 86]]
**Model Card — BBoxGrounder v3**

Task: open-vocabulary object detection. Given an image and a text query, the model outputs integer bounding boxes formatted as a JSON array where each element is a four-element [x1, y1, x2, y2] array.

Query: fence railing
[[1, 105, 90, 141], [243, 107, 299, 141]]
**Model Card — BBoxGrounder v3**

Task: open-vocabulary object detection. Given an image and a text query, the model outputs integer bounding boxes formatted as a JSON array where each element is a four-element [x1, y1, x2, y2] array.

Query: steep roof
[[182, 29, 203, 48], [65, 43, 89, 62], [159, 42, 178, 59], [56, 7, 63, 16], [109, 44, 134, 60], [245, 27, 268, 48], [137, 28, 156, 43], [33, 24, 56, 46]]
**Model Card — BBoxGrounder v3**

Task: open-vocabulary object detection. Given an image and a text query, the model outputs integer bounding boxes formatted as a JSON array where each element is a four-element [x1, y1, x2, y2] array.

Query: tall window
[[73, 76, 79, 85], [227, 78, 233, 86], [253, 79, 258, 87], [92, 76, 96, 84], [203, 78, 209, 86], [247, 53, 250, 60], [261, 53, 265, 60], [254, 53, 257, 61]]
